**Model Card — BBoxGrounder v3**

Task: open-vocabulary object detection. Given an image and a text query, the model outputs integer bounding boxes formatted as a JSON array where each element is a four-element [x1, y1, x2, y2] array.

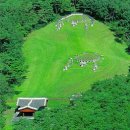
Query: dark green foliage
[[13, 119, 33, 130], [0, 74, 11, 96], [51, 0, 75, 14], [1, 0, 130, 128], [0, 74, 8, 129], [0, 109, 5, 130]]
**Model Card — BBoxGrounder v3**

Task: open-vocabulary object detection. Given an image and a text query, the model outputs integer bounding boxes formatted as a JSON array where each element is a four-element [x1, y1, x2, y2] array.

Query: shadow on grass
[[125, 47, 130, 55], [14, 90, 22, 95], [114, 37, 123, 44]]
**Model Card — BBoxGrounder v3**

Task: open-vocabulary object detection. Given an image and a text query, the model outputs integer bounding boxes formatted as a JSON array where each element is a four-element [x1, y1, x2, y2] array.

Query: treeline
[[0, 0, 56, 129], [0, 0, 130, 129], [14, 73, 130, 130]]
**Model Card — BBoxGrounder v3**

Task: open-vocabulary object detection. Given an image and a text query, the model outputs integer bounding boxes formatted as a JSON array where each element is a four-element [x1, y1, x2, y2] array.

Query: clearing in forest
[[13, 13, 130, 103]]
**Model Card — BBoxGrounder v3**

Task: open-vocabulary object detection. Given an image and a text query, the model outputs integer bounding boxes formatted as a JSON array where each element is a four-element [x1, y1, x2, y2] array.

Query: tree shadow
[[115, 37, 122, 44], [125, 47, 130, 55], [6, 104, 12, 109], [15, 90, 22, 95]]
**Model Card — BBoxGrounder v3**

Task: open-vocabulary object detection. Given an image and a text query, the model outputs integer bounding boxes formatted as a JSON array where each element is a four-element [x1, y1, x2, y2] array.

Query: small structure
[[79, 60, 87, 67], [63, 66, 68, 71], [71, 21, 77, 27], [69, 93, 82, 106], [85, 23, 88, 30], [15, 97, 48, 119]]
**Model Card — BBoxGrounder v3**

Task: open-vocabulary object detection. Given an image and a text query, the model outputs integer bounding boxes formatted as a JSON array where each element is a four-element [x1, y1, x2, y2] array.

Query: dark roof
[[17, 98, 48, 110]]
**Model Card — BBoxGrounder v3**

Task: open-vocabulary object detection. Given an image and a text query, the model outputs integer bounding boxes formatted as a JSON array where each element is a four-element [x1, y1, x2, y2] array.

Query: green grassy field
[[14, 15, 130, 100], [5, 14, 130, 130]]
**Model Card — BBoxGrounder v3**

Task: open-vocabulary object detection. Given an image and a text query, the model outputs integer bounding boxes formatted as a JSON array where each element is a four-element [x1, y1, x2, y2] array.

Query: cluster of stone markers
[[63, 53, 104, 72], [55, 13, 94, 31]]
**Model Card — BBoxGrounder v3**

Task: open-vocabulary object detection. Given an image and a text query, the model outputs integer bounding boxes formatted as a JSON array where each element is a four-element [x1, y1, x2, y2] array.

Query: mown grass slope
[[14, 15, 130, 100]]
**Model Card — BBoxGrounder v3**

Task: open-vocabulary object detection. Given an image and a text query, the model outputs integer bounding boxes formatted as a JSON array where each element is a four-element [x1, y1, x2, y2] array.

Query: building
[[15, 97, 48, 119]]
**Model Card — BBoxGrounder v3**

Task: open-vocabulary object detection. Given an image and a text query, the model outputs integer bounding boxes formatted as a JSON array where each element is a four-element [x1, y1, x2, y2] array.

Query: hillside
[[14, 14, 130, 100]]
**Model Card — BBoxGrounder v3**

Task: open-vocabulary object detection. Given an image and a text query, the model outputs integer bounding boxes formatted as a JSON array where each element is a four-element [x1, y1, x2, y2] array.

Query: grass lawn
[[5, 14, 130, 130], [14, 15, 130, 102]]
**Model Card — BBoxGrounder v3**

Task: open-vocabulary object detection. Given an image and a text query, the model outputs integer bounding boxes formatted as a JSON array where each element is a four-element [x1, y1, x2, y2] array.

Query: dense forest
[[0, 0, 130, 129]]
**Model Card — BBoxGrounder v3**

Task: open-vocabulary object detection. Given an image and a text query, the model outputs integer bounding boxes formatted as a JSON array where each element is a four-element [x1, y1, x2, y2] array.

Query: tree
[[13, 119, 33, 130]]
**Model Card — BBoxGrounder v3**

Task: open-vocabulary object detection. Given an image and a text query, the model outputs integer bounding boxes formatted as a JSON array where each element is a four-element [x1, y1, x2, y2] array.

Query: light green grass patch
[[13, 15, 130, 105]]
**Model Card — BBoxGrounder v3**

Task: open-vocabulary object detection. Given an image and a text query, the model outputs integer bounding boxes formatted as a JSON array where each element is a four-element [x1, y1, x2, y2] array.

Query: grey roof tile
[[18, 99, 30, 107], [30, 99, 45, 109], [17, 98, 47, 110]]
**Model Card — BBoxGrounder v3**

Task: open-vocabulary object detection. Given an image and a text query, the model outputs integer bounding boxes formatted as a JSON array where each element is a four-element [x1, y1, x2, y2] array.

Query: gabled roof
[[17, 98, 48, 110]]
